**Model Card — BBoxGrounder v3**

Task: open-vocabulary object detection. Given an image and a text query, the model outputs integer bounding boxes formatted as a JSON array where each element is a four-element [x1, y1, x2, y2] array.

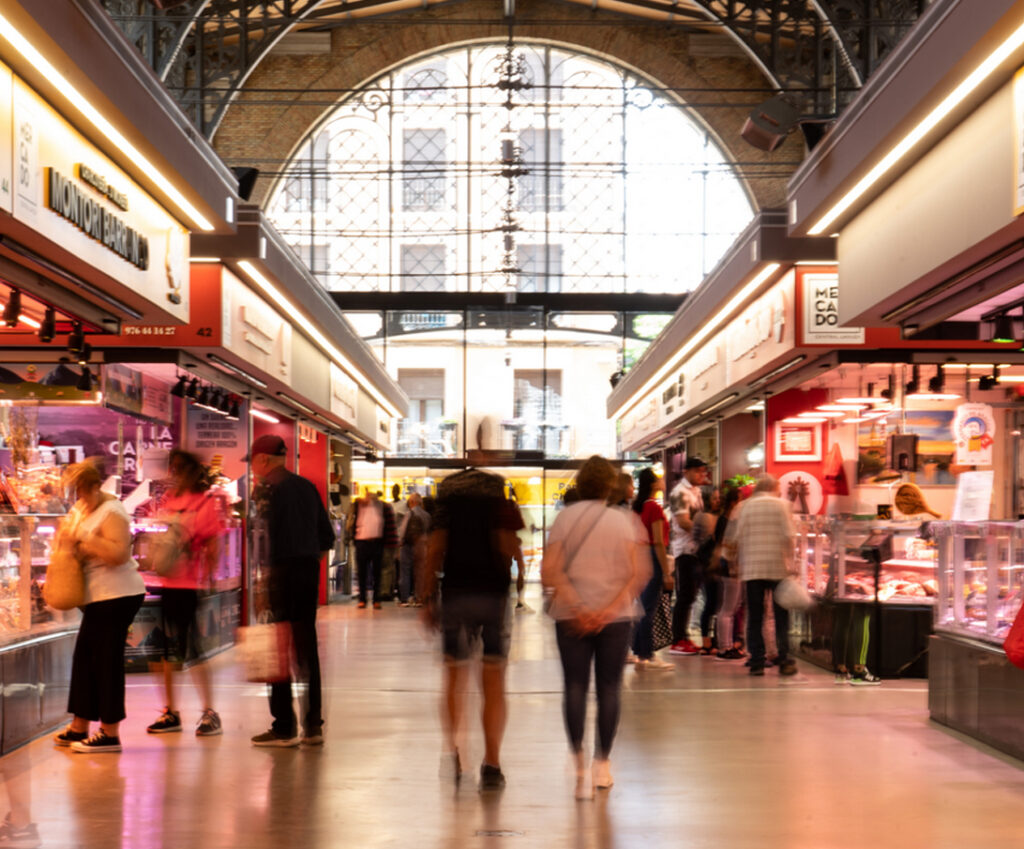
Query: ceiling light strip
[[610, 262, 781, 420], [0, 13, 214, 232], [809, 19, 1024, 235], [237, 260, 402, 418]]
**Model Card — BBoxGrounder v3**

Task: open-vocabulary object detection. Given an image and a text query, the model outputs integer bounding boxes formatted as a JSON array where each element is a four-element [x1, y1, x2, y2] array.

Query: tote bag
[[651, 591, 674, 651], [237, 622, 293, 683], [42, 544, 85, 610]]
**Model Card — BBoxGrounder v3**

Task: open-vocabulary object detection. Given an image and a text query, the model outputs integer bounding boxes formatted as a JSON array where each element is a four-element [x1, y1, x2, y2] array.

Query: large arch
[[212, 0, 804, 209]]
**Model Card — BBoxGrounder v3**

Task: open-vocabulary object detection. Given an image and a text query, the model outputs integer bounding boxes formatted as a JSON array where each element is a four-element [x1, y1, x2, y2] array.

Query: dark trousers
[[744, 579, 789, 669], [631, 549, 663, 660], [672, 554, 700, 643], [556, 620, 631, 758], [700, 575, 721, 640], [68, 594, 145, 724], [354, 538, 385, 604], [268, 559, 322, 737]]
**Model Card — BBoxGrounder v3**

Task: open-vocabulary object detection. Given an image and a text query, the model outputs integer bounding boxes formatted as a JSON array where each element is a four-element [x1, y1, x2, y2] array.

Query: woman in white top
[[53, 460, 146, 754], [542, 456, 650, 799]]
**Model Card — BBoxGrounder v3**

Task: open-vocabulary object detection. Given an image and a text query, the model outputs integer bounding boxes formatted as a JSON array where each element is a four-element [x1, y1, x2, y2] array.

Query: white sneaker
[[592, 758, 613, 789], [637, 657, 674, 670]]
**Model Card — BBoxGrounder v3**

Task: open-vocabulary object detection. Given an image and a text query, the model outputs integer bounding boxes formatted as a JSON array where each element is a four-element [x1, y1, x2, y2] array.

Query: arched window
[[266, 42, 754, 295]]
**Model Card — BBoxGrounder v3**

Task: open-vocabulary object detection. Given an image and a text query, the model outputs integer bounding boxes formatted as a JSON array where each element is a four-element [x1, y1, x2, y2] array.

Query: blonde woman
[[53, 460, 146, 753]]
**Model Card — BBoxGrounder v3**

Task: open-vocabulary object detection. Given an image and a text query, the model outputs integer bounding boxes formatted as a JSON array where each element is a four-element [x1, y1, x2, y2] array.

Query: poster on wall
[[952, 470, 995, 521], [952, 403, 995, 466], [774, 423, 821, 462], [857, 411, 956, 484], [0, 362, 98, 402], [778, 470, 824, 515], [185, 403, 247, 483]]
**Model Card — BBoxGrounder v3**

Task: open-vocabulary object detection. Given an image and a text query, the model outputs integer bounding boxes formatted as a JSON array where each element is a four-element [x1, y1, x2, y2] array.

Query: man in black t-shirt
[[420, 469, 524, 791]]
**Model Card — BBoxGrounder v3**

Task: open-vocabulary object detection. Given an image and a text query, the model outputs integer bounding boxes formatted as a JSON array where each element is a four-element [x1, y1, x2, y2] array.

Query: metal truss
[[100, 0, 925, 139]]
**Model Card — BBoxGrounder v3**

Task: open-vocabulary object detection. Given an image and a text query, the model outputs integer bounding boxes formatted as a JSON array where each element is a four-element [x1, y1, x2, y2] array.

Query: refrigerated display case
[[928, 520, 1024, 761], [791, 517, 935, 677]]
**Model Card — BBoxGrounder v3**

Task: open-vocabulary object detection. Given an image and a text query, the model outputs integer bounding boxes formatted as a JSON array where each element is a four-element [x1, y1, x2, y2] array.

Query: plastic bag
[[237, 622, 293, 683], [775, 575, 814, 612]]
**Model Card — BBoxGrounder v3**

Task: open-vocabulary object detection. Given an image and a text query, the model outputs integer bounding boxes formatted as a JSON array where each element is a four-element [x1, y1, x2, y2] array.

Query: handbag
[[651, 591, 674, 651], [43, 542, 85, 611], [148, 518, 192, 578], [236, 622, 293, 683], [775, 575, 814, 612], [1003, 601, 1024, 669]]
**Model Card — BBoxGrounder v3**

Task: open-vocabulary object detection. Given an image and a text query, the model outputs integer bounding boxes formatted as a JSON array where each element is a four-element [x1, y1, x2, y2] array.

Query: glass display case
[[931, 520, 1024, 644], [0, 513, 81, 647], [794, 518, 937, 604]]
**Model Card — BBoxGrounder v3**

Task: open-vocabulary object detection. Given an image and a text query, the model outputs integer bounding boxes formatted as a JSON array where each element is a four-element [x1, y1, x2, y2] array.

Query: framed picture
[[774, 423, 822, 463]]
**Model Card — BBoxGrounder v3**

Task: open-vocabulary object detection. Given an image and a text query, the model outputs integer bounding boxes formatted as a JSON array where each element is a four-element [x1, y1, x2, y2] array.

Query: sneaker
[[668, 640, 699, 656], [250, 730, 300, 748], [0, 813, 40, 849], [715, 648, 744, 661], [300, 733, 324, 746], [849, 668, 882, 686], [778, 660, 798, 676], [372, 602, 382, 610], [147, 708, 182, 734], [195, 709, 222, 737], [699, 646, 716, 656], [70, 730, 121, 754], [834, 671, 852, 684], [479, 763, 506, 791], [356, 601, 367, 609], [749, 666, 765, 677], [515, 601, 535, 613], [637, 657, 674, 670], [53, 726, 88, 747], [592, 758, 613, 790]]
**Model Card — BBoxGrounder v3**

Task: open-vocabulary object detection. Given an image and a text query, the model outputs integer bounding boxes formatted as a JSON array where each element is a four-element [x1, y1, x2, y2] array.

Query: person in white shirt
[[666, 457, 708, 655]]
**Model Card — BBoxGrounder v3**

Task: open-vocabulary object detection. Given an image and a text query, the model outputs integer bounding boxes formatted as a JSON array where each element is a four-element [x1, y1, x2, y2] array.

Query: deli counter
[[928, 521, 1024, 762], [791, 517, 935, 678]]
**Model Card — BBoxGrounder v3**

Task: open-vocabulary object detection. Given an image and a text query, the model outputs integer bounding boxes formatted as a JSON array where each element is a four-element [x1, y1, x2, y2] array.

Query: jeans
[[699, 575, 721, 640], [672, 554, 700, 643], [555, 620, 632, 758], [268, 558, 322, 737], [744, 579, 789, 669], [68, 594, 145, 724], [354, 538, 384, 603], [716, 576, 742, 648], [398, 544, 416, 603], [631, 549, 663, 660]]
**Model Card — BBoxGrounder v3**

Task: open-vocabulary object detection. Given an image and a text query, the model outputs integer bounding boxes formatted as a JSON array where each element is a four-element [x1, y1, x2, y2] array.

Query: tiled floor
[[5, 587, 1024, 848]]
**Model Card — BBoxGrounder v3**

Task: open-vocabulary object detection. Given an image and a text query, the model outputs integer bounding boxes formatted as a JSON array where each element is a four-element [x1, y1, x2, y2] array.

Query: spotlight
[[905, 364, 920, 397], [928, 366, 945, 395], [170, 375, 188, 398], [3, 290, 21, 326], [76, 367, 93, 392], [195, 385, 212, 409], [225, 399, 240, 421], [993, 312, 1016, 344], [185, 377, 199, 400], [219, 391, 232, 415], [609, 369, 624, 388], [364, 450, 378, 463], [38, 307, 56, 343], [67, 322, 85, 357], [979, 367, 1000, 391], [76, 343, 92, 366]]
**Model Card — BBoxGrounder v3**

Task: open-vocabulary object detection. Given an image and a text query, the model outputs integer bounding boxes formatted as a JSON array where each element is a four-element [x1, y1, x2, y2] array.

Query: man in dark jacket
[[247, 434, 335, 747]]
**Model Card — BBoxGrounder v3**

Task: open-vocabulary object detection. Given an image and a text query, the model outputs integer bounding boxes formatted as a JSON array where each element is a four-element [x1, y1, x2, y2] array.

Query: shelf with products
[[930, 521, 1024, 645], [794, 518, 937, 604]]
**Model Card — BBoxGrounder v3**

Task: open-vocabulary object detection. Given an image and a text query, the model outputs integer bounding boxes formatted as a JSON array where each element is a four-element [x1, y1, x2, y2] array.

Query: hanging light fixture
[[908, 364, 961, 400], [993, 311, 1016, 343], [185, 377, 199, 400], [38, 307, 56, 343], [67, 322, 85, 357], [225, 399, 240, 421], [2, 289, 21, 326], [76, 367, 93, 392], [218, 391, 232, 415], [195, 385, 212, 410], [76, 343, 92, 367], [170, 374, 188, 398]]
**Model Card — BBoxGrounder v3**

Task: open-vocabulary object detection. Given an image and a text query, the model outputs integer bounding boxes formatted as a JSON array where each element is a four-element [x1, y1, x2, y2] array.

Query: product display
[[932, 521, 1024, 644]]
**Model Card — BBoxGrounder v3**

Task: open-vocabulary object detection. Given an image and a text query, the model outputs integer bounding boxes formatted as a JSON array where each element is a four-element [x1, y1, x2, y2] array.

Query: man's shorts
[[440, 592, 511, 662], [156, 588, 202, 664]]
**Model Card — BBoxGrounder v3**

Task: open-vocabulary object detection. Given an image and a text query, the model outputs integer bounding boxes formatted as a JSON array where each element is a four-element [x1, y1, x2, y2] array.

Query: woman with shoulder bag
[[542, 456, 650, 799], [53, 460, 146, 754], [629, 468, 675, 670]]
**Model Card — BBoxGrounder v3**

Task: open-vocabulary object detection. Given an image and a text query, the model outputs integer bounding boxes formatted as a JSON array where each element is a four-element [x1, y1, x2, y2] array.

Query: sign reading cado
[[47, 168, 148, 270]]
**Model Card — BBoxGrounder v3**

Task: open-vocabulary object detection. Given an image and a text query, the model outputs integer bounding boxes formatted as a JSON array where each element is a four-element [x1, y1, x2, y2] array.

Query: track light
[[905, 364, 920, 397], [195, 385, 211, 409], [185, 377, 199, 400], [67, 322, 85, 357], [38, 307, 56, 343], [993, 312, 1016, 344], [76, 343, 92, 366], [3, 289, 21, 326], [219, 391, 231, 415], [979, 366, 1000, 391], [225, 399, 240, 421], [170, 375, 188, 398], [76, 367, 92, 392]]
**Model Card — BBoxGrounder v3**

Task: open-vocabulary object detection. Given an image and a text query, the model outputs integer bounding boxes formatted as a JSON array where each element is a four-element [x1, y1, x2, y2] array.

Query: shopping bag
[[42, 544, 85, 611], [1002, 602, 1024, 670], [148, 519, 192, 577], [236, 622, 293, 683], [775, 575, 814, 612], [651, 591, 674, 651]]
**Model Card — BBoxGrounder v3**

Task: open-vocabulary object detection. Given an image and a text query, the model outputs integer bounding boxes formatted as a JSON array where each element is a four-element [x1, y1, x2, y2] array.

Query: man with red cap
[[246, 434, 336, 746]]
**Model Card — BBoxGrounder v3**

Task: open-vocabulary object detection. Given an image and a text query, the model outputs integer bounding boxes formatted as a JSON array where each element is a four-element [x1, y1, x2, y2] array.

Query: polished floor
[[4, 585, 1024, 848]]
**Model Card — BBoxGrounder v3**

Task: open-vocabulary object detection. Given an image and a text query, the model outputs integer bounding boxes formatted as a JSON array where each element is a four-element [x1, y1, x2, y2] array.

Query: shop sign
[[778, 470, 824, 515], [221, 273, 291, 385], [801, 272, 864, 344], [659, 371, 684, 425], [683, 338, 726, 411], [330, 362, 357, 423], [952, 402, 996, 466], [7, 77, 190, 321], [185, 403, 247, 483], [621, 395, 658, 449], [0, 63, 11, 214], [726, 282, 794, 385], [299, 423, 319, 443]]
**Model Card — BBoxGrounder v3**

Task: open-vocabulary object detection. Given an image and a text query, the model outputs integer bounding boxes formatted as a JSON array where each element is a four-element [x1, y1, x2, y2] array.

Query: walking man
[[349, 488, 395, 609], [667, 457, 707, 655], [733, 475, 797, 677], [420, 469, 524, 791], [247, 434, 335, 746]]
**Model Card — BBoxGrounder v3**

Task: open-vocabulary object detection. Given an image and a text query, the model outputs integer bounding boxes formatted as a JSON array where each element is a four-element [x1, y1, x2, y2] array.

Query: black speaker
[[740, 97, 800, 152], [231, 167, 260, 202]]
